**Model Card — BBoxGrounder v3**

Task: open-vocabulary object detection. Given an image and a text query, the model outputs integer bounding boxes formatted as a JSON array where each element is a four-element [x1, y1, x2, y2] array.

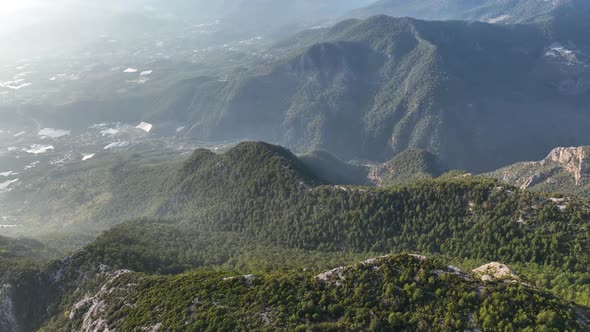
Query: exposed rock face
[[69, 269, 135, 332], [520, 172, 549, 190], [472, 262, 518, 282], [0, 284, 18, 332], [316, 255, 392, 284], [545, 147, 589, 185], [487, 146, 590, 194]]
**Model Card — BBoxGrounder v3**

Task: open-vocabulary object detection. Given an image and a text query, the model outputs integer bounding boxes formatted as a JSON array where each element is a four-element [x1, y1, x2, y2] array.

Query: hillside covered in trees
[[25, 4, 590, 172], [47, 255, 589, 331], [0, 142, 589, 331], [3, 1, 590, 331]]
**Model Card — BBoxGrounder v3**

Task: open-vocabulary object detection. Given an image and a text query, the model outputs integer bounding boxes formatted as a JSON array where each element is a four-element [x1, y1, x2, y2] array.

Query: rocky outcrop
[[487, 146, 590, 194], [69, 269, 136, 332], [316, 255, 391, 284], [544, 147, 590, 185], [520, 172, 549, 190], [0, 284, 18, 332], [472, 263, 519, 282]]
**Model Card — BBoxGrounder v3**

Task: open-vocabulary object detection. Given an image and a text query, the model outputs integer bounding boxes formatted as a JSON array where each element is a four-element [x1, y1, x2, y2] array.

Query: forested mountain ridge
[[348, 0, 491, 21], [0, 144, 444, 234], [299, 148, 446, 186], [22, 8, 590, 172], [4, 1, 590, 331], [348, 0, 587, 24], [139, 14, 590, 172], [369, 149, 447, 186], [5, 142, 590, 263], [41, 255, 590, 331], [1, 142, 590, 330]]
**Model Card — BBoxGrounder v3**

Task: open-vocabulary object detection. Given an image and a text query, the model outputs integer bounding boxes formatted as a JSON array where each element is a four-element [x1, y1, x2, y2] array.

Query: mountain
[[37, 255, 588, 331], [300, 148, 447, 187], [348, 0, 491, 21], [5, 142, 590, 268], [16, 6, 590, 172], [0, 144, 446, 239], [5, 2, 590, 330], [348, 0, 583, 23], [124, 14, 590, 172], [487, 146, 590, 197], [2, 141, 590, 331], [369, 149, 447, 186], [7, 1, 590, 174]]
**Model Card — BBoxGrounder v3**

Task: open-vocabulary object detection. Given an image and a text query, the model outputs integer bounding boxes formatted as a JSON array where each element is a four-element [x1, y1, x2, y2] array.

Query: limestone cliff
[[487, 146, 590, 196], [544, 147, 590, 186]]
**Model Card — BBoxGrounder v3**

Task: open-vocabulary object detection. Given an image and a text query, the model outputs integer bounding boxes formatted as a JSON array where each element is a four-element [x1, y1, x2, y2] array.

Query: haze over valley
[[1, 1, 590, 331]]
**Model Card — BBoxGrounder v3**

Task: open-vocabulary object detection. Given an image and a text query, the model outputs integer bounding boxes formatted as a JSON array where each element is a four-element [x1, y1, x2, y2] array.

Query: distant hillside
[[300, 150, 371, 186], [299, 148, 447, 187], [348, 0, 580, 23], [487, 146, 590, 197], [348, 0, 491, 21], [25, 9, 590, 172], [0, 144, 448, 236], [0, 142, 317, 235], [370, 149, 447, 186], [140, 14, 590, 172]]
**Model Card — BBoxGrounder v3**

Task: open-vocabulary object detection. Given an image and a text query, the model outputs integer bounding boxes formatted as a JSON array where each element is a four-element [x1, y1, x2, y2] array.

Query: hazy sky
[[0, 0, 152, 35], [0, 0, 44, 11], [0, 0, 377, 60], [0, 0, 76, 32]]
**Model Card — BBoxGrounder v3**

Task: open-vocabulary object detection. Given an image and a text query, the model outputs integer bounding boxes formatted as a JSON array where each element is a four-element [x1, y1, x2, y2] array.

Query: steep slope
[[141, 15, 590, 172], [487, 146, 590, 197], [300, 150, 371, 186], [20, 9, 590, 172]]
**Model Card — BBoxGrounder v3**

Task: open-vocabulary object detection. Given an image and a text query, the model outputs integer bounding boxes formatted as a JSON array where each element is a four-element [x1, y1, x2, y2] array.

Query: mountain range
[[349, 0, 588, 23], [140, 12, 590, 172], [0, 144, 443, 235], [1, 141, 590, 330], [3, 1, 590, 330], [7, 1, 590, 173]]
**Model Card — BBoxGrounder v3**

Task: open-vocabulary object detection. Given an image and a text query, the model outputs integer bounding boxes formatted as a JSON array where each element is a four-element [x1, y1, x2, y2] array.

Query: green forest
[[2, 0, 590, 330], [1, 142, 589, 331]]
